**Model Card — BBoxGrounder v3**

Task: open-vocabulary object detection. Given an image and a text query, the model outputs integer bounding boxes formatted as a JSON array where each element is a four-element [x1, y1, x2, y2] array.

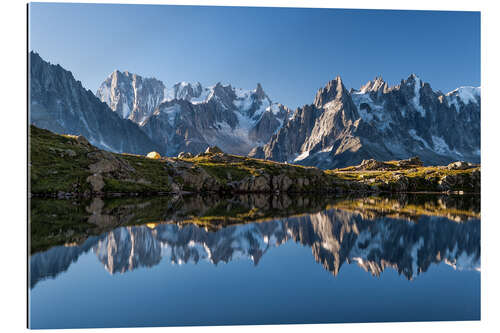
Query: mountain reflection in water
[[29, 194, 480, 288]]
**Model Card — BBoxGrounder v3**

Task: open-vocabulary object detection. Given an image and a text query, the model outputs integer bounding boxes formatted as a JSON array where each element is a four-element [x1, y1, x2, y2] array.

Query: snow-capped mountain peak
[[138, 80, 291, 156], [96, 70, 167, 124], [165, 81, 208, 103], [445, 86, 481, 111], [254, 72, 480, 168]]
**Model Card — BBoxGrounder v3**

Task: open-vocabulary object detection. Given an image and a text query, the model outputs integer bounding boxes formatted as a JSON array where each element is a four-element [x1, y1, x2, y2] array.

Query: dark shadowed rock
[[396, 156, 424, 168]]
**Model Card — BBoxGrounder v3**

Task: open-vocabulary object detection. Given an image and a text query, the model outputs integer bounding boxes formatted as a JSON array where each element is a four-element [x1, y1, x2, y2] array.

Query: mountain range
[[29, 52, 161, 154], [29, 52, 480, 168], [96, 69, 291, 155], [250, 75, 480, 168], [30, 204, 480, 288]]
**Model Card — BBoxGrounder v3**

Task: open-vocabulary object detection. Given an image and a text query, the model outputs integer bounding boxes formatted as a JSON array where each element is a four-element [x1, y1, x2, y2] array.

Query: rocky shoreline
[[30, 126, 480, 198]]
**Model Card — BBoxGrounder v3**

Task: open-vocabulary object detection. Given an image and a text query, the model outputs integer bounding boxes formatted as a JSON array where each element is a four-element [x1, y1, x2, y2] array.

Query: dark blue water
[[29, 196, 480, 328]]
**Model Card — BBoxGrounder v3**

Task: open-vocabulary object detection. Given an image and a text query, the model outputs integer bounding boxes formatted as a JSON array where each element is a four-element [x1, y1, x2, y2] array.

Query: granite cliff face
[[29, 52, 160, 155], [252, 74, 480, 168], [96, 70, 167, 125]]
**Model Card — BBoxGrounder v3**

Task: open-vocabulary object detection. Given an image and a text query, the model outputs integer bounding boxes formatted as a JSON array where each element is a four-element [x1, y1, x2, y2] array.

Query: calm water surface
[[29, 194, 480, 328]]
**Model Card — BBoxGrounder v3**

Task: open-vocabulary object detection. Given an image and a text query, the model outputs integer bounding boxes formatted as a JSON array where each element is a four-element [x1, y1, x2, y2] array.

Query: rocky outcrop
[[396, 156, 424, 167], [205, 146, 223, 154], [341, 156, 424, 171], [358, 159, 390, 171], [177, 152, 193, 158], [447, 161, 477, 170], [438, 170, 481, 192]]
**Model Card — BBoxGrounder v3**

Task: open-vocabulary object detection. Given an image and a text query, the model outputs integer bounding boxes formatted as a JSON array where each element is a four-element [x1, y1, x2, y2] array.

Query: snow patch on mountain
[[165, 81, 211, 104], [409, 129, 430, 149], [410, 75, 426, 117], [351, 90, 391, 131], [160, 104, 182, 126], [445, 86, 481, 111], [294, 150, 310, 162], [431, 136, 451, 155]]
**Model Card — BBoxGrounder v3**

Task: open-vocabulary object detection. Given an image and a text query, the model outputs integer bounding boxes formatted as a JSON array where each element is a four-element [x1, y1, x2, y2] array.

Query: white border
[[1, 0, 499, 332]]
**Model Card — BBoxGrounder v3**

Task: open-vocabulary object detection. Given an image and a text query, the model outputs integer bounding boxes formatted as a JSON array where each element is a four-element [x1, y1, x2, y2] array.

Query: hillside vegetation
[[29, 125, 480, 197]]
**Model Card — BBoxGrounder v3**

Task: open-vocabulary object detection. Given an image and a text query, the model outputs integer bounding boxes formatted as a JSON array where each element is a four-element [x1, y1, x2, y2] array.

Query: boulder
[[75, 135, 90, 146], [397, 156, 423, 168], [271, 174, 293, 191], [177, 152, 194, 159], [86, 174, 105, 192], [359, 159, 387, 170], [205, 146, 224, 154], [447, 161, 475, 170], [251, 175, 271, 192], [438, 170, 480, 192]]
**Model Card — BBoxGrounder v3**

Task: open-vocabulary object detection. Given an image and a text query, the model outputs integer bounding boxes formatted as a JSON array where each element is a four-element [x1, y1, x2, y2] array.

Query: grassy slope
[[30, 126, 173, 194], [30, 126, 94, 193], [29, 125, 481, 195]]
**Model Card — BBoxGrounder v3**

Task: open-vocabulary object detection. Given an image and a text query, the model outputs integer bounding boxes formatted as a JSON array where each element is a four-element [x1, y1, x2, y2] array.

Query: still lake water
[[29, 194, 480, 329]]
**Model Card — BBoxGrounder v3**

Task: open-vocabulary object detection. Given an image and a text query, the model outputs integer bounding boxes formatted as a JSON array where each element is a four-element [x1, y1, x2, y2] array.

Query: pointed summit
[[359, 76, 387, 94], [403, 73, 423, 87], [255, 83, 266, 99], [313, 76, 349, 108], [252, 82, 270, 103]]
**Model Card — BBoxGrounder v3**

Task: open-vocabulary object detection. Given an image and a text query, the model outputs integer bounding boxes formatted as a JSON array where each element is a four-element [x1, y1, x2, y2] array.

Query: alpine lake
[[29, 193, 480, 328]]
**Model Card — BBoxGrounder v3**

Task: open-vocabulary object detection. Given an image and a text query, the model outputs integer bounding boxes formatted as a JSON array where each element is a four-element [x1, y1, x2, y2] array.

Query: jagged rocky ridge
[[250, 75, 480, 168], [31, 52, 480, 168], [30, 194, 480, 287], [29, 52, 161, 154], [97, 70, 291, 155]]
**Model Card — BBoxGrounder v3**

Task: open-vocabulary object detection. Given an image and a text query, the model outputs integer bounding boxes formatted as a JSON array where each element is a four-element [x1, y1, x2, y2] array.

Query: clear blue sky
[[29, 3, 480, 109]]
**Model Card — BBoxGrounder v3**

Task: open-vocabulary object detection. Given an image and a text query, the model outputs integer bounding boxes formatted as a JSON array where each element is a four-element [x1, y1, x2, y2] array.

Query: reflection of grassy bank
[[29, 194, 329, 253], [30, 193, 480, 254], [30, 199, 94, 253], [332, 194, 480, 222]]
